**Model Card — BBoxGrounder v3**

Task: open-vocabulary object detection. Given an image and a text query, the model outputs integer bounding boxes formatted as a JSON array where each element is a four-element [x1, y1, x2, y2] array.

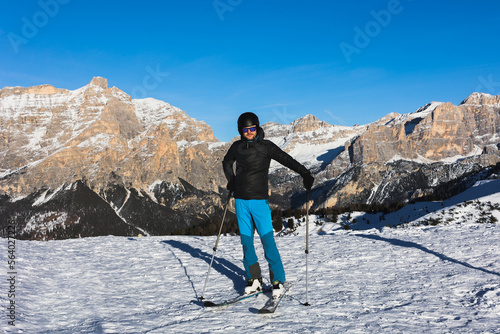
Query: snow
[[461, 92, 500, 106], [207, 141, 228, 151], [264, 106, 493, 171], [0, 84, 107, 160], [32, 183, 72, 207], [267, 130, 357, 171], [2, 182, 500, 333], [283, 141, 347, 169], [132, 98, 180, 126], [384, 101, 443, 131], [76, 133, 115, 150], [439, 145, 483, 164], [386, 145, 484, 165], [412, 101, 444, 116], [176, 140, 203, 151], [23, 211, 78, 234]]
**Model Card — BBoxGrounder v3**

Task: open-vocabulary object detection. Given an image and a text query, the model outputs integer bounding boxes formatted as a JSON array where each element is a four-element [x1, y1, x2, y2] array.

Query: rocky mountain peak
[[346, 93, 500, 165], [0, 84, 65, 97], [460, 92, 500, 106], [290, 114, 330, 133], [89, 76, 109, 89], [412, 101, 444, 114], [0, 77, 223, 198]]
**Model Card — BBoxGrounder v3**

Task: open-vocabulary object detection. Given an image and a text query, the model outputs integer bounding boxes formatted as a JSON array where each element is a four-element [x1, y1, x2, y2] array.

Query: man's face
[[242, 125, 257, 140]]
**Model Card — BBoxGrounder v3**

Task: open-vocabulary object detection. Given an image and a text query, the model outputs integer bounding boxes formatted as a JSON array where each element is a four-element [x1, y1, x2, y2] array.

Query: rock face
[[346, 99, 497, 164], [0, 77, 229, 239], [264, 94, 500, 210], [0, 77, 223, 195], [1, 78, 499, 240]]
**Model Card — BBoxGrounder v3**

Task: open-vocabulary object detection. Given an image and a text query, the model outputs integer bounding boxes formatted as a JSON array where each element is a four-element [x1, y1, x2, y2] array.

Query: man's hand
[[302, 172, 314, 191]]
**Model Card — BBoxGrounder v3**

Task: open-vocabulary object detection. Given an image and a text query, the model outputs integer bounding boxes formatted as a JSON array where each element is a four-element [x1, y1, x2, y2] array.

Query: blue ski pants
[[235, 199, 285, 283]]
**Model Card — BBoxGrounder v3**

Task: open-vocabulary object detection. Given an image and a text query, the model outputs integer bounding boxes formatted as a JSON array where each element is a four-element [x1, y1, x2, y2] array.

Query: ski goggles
[[242, 127, 257, 133]]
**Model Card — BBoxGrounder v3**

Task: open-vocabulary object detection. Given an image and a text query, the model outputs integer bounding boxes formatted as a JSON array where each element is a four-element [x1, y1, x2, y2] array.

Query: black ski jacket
[[222, 127, 309, 200]]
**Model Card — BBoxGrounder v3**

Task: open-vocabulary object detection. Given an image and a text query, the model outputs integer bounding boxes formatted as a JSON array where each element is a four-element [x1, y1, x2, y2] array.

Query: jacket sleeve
[[267, 141, 309, 176], [222, 142, 237, 182]]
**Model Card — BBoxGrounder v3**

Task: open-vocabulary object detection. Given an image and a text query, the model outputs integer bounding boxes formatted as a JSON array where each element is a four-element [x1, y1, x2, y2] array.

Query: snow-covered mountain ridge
[[1, 77, 227, 239], [263, 93, 500, 210], [1, 77, 499, 239]]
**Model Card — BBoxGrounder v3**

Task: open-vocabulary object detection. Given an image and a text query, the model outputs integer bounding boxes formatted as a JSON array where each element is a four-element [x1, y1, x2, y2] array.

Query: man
[[222, 112, 314, 299]]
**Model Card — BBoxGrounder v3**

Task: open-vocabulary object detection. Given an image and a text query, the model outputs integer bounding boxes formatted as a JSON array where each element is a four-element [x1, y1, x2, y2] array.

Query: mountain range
[[1, 77, 499, 240]]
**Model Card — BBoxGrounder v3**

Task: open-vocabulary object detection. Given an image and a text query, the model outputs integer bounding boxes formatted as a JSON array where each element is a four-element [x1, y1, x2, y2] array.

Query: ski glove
[[302, 172, 314, 191]]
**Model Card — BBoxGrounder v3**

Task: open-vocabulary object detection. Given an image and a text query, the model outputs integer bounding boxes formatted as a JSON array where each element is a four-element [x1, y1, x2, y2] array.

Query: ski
[[258, 282, 292, 314], [203, 290, 264, 307]]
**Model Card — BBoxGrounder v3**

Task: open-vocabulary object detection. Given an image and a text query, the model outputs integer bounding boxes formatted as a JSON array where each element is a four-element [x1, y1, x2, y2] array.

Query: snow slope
[[1, 182, 499, 333]]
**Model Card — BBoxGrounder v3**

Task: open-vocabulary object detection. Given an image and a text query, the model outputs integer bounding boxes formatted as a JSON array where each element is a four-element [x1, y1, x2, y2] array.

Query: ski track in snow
[[1, 218, 500, 333]]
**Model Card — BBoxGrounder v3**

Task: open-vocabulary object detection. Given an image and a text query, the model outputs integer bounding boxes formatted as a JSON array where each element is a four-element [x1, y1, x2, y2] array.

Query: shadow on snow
[[316, 147, 344, 170], [356, 234, 500, 278], [161, 240, 246, 296]]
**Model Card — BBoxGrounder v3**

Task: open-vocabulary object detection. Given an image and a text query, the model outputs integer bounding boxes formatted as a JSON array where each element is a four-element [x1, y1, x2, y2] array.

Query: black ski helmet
[[237, 112, 260, 135]]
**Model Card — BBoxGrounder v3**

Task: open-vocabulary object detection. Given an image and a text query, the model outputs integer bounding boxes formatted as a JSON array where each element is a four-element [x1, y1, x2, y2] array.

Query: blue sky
[[1, 0, 500, 142]]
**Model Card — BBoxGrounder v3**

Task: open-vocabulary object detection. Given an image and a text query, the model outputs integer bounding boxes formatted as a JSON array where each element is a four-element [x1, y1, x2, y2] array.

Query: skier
[[222, 112, 314, 299]]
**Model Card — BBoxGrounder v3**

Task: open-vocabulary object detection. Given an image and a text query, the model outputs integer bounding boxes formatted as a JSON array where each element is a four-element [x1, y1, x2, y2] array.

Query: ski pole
[[199, 191, 232, 301], [304, 189, 311, 306]]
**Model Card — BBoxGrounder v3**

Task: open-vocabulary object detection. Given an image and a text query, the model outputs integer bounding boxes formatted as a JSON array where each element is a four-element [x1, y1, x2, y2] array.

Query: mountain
[[0, 77, 230, 239], [0, 77, 499, 240], [0, 77, 223, 193], [263, 94, 500, 209]]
